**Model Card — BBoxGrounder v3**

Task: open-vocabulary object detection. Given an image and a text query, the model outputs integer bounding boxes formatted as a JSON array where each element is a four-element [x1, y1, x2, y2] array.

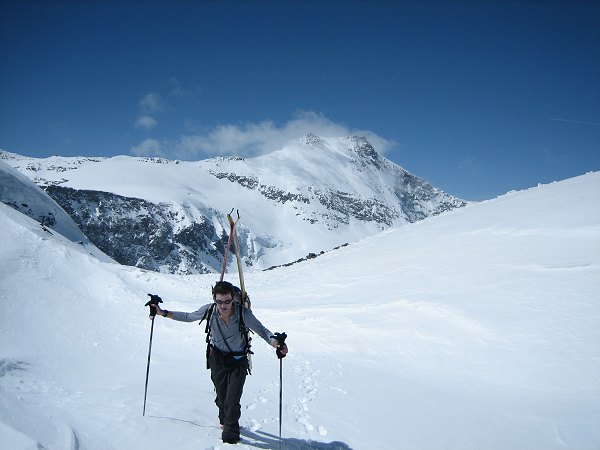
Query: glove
[[272, 332, 287, 359], [145, 294, 163, 318]]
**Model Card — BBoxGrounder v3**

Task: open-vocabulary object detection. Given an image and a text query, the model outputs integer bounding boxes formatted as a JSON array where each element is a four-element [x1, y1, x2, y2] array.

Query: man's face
[[215, 293, 234, 317]]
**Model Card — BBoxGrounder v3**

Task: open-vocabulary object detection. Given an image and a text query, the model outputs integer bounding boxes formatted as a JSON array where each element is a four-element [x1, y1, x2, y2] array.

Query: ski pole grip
[[272, 332, 287, 359], [145, 294, 163, 318]]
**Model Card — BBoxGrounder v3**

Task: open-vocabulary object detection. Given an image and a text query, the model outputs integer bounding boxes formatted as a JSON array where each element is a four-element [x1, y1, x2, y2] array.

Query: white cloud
[[135, 115, 158, 130], [549, 117, 600, 126], [130, 138, 165, 157], [129, 111, 396, 160], [139, 93, 163, 114]]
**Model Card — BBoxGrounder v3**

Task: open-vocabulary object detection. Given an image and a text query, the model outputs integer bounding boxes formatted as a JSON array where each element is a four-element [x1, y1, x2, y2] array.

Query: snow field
[[1, 172, 599, 449]]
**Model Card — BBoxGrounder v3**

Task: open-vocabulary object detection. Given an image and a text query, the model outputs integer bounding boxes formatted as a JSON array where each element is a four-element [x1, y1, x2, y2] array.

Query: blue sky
[[1, 1, 599, 200]]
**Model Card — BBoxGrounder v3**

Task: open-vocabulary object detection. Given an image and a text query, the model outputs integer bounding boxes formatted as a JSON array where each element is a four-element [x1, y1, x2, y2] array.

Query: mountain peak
[[347, 135, 370, 146], [343, 135, 382, 168], [299, 133, 326, 147]]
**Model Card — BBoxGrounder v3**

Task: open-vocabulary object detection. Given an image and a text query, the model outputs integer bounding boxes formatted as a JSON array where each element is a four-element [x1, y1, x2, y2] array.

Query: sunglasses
[[215, 299, 233, 305]]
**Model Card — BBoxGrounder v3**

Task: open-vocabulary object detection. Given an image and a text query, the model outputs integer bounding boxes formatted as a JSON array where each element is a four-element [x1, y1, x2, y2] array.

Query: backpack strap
[[200, 303, 216, 369], [238, 302, 254, 375], [232, 286, 251, 353]]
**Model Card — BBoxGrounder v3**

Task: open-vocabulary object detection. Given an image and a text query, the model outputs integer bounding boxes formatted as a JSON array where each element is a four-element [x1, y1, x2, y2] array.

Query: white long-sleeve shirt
[[171, 303, 275, 354]]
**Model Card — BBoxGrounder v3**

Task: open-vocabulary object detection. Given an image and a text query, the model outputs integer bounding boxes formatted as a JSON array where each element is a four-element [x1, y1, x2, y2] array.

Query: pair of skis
[[220, 209, 249, 309], [221, 209, 252, 376]]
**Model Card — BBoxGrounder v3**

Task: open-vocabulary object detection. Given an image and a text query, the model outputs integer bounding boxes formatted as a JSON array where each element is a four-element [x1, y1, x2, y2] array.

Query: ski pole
[[143, 294, 163, 416], [279, 358, 283, 449], [272, 332, 287, 448]]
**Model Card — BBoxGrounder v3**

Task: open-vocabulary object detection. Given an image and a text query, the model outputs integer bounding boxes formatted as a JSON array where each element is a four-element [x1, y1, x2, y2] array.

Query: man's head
[[212, 281, 236, 300], [212, 281, 236, 317]]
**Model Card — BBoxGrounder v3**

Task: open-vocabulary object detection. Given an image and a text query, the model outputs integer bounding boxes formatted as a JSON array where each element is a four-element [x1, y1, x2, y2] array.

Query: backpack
[[200, 286, 253, 374]]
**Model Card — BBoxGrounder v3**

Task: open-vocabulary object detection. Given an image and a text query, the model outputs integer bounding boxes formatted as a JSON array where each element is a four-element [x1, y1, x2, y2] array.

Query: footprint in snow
[[293, 360, 328, 435]]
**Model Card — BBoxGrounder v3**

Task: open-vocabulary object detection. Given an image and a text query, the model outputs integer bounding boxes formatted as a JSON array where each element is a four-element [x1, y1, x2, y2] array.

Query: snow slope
[[1, 172, 599, 449], [0, 160, 113, 263]]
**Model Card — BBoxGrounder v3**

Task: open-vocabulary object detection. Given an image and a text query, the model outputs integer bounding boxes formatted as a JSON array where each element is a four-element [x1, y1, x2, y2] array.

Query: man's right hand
[[145, 294, 163, 318]]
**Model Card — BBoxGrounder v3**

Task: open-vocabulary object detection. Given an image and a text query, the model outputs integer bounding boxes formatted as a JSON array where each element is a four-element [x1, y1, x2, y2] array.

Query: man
[[151, 281, 288, 444]]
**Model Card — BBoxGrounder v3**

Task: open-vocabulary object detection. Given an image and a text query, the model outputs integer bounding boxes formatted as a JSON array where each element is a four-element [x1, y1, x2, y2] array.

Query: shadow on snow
[[147, 416, 352, 449], [241, 428, 353, 450]]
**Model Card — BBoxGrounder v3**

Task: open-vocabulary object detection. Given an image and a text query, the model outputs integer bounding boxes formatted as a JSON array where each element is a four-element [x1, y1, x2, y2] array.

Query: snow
[[1, 172, 599, 449], [0, 160, 113, 263], [1, 137, 465, 271]]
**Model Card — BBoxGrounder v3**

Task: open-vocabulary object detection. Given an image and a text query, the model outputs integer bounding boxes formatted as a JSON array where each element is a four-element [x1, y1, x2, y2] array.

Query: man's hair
[[212, 280, 235, 299]]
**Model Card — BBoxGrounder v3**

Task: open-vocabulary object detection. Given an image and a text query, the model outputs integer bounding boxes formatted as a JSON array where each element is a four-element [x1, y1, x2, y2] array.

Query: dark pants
[[209, 349, 248, 442]]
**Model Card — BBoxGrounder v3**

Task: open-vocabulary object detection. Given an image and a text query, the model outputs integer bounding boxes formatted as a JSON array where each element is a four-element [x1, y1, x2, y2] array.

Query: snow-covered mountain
[[0, 135, 466, 274], [0, 160, 113, 263], [1, 172, 598, 449]]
